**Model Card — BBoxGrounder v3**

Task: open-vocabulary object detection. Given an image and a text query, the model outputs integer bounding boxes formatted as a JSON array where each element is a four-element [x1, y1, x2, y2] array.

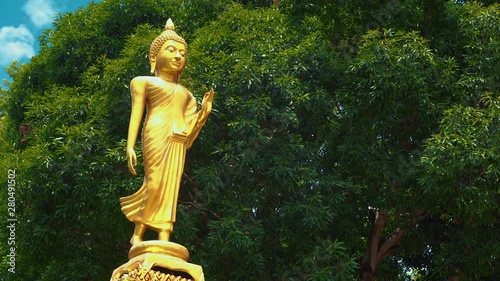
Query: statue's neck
[[155, 71, 177, 83]]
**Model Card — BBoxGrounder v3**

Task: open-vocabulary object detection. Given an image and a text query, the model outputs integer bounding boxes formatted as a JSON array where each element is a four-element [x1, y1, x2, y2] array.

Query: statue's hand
[[126, 148, 137, 176], [200, 88, 214, 122]]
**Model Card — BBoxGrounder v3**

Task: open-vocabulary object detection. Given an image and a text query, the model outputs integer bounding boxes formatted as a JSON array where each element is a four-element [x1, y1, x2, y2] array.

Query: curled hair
[[149, 19, 187, 62]]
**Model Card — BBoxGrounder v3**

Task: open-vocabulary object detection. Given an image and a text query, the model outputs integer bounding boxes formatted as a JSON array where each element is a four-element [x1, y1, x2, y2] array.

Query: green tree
[[417, 92, 499, 280], [413, 2, 500, 280], [1, 1, 356, 280], [0, 0, 229, 280], [184, 4, 356, 280], [329, 28, 458, 281], [0, 1, 498, 281], [281, 1, 499, 280]]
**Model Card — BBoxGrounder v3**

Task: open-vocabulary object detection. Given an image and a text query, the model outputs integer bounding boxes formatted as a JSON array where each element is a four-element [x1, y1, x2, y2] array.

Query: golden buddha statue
[[112, 19, 210, 281], [120, 18, 214, 245]]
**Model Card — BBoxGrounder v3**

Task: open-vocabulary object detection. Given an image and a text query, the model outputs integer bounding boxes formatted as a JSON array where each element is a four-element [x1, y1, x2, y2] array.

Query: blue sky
[[0, 0, 100, 88]]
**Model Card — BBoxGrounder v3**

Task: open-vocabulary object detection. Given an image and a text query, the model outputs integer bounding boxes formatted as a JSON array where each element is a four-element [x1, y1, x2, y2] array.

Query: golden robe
[[120, 79, 197, 231]]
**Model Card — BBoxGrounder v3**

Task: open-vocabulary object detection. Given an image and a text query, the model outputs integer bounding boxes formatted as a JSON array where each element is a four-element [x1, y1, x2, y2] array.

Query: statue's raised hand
[[200, 89, 214, 122], [126, 147, 137, 176]]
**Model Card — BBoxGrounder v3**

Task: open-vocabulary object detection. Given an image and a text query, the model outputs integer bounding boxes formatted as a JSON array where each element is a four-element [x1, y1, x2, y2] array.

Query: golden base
[[115, 267, 192, 281], [111, 241, 205, 281]]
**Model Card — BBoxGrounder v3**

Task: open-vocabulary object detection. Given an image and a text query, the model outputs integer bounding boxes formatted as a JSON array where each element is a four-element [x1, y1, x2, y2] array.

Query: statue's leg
[[130, 222, 146, 245], [158, 230, 171, 241]]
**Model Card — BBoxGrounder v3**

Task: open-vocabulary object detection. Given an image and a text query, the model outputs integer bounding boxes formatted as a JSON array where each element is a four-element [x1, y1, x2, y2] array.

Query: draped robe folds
[[120, 79, 198, 231]]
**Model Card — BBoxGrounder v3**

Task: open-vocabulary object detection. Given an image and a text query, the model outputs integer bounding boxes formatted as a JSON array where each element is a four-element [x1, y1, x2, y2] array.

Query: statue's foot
[[158, 230, 170, 241], [130, 223, 146, 246], [130, 235, 142, 246]]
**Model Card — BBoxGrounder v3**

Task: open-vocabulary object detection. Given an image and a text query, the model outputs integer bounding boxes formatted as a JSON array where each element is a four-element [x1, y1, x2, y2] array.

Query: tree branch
[[377, 210, 429, 264], [369, 209, 388, 271], [377, 227, 406, 263]]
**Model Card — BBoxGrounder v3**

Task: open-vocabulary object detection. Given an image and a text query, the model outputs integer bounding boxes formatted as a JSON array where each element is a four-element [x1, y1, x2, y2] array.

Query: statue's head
[[149, 19, 187, 76]]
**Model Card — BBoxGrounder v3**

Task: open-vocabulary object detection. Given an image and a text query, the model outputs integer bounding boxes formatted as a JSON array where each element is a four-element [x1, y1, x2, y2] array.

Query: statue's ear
[[149, 55, 156, 74]]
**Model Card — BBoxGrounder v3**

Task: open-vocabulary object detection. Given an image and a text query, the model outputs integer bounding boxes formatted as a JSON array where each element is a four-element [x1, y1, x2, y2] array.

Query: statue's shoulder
[[130, 76, 157, 87]]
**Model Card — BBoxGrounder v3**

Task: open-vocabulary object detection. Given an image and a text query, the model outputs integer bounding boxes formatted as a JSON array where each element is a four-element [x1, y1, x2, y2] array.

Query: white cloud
[[0, 25, 35, 66], [23, 0, 59, 28]]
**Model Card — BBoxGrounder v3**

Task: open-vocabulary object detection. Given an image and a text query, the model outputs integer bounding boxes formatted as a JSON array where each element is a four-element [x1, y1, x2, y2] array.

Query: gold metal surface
[[128, 241, 189, 261], [120, 18, 214, 246], [111, 241, 204, 281], [111, 19, 211, 281]]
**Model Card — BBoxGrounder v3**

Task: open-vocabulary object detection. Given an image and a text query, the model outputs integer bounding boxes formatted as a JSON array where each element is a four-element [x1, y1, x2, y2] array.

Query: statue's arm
[[186, 89, 214, 149], [126, 78, 147, 176]]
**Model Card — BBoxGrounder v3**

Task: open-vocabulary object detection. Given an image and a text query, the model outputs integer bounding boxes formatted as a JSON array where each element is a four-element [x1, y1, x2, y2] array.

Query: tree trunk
[[359, 209, 428, 280], [447, 268, 461, 281], [360, 209, 425, 281], [360, 270, 376, 281], [359, 208, 388, 280]]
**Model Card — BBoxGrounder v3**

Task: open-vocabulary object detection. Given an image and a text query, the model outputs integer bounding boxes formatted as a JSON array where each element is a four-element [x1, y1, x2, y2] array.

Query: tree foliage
[[0, 1, 498, 281]]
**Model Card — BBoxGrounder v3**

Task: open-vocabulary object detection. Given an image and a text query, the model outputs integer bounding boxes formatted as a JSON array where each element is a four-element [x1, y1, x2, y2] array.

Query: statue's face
[[155, 39, 186, 76]]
